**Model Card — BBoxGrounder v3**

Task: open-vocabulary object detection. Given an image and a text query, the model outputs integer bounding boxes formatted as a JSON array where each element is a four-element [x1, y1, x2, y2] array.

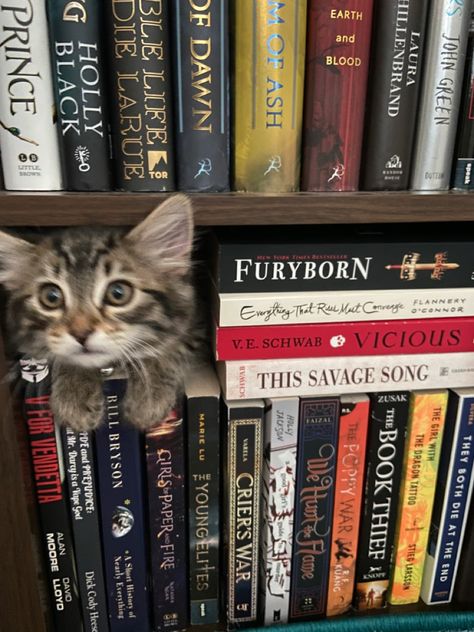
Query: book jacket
[[214, 317, 474, 361], [451, 12, 474, 190], [260, 397, 298, 625], [172, 0, 229, 191], [61, 426, 109, 631], [354, 391, 409, 611], [223, 399, 264, 626], [361, 0, 429, 190], [47, 0, 112, 190], [95, 377, 151, 631], [410, 0, 471, 190], [146, 407, 188, 632], [326, 395, 369, 617], [106, 0, 175, 190], [290, 397, 339, 620], [301, 0, 374, 191], [185, 366, 221, 625], [233, 0, 307, 192], [0, 1, 63, 190], [388, 390, 448, 605], [20, 358, 82, 630], [453, 492, 474, 604], [421, 388, 474, 605]]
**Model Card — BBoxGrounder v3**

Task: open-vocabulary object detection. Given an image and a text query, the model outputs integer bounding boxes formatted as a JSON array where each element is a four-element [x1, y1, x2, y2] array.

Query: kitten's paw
[[51, 393, 104, 431], [124, 395, 174, 430]]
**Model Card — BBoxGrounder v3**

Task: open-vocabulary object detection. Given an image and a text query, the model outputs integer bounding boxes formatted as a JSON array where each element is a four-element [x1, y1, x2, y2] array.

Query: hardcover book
[[172, 0, 229, 191], [185, 365, 221, 625], [233, 0, 307, 192], [0, 1, 63, 190], [222, 398, 264, 626], [301, 0, 374, 191], [95, 377, 151, 631], [361, 0, 429, 190], [410, 0, 471, 191], [260, 397, 299, 625], [210, 231, 474, 294], [214, 317, 474, 361], [20, 358, 82, 630], [62, 426, 109, 631], [388, 390, 448, 605], [421, 388, 474, 605], [354, 391, 409, 611], [215, 287, 474, 327], [105, 0, 175, 190], [218, 352, 474, 400], [326, 395, 369, 617], [146, 406, 188, 632], [451, 12, 474, 190], [47, 0, 112, 190], [290, 397, 339, 620]]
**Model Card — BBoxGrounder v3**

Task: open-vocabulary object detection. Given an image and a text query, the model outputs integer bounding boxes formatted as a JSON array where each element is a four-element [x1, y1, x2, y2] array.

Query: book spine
[[260, 397, 299, 625], [361, 0, 429, 190], [233, 0, 307, 192], [290, 397, 339, 620], [186, 394, 220, 625], [20, 359, 82, 629], [301, 0, 374, 191], [326, 395, 369, 617], [0, 1, 63, 190], [172, 0, 229, 191], [421, 390, 474, 604], [146, 409, 188, 632], [95, 378, 151, 631], [46, 0, 112, 191], [218, 352, 474, 400], [451, 14, 474, 190], [388, 391, 448, 605], [354, 391, 409, 611], [106, 0, 175, 191], [453, 495, 474, 604], [214, 240, 474, 293], [410, 0, 471, 191], [215, 316, 474, 361], [225, 407, 263, 625], [62, 427, 110, 631], [216, 288, 474, 327]]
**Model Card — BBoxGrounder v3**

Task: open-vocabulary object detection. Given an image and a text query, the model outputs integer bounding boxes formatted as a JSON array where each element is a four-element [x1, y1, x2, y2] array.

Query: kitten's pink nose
[[72, 331, 91, 346]]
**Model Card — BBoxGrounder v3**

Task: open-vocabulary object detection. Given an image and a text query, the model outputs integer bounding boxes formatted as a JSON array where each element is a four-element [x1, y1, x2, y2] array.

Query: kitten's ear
[[125, 194, 194, 274], [0, 230, 35, 289]]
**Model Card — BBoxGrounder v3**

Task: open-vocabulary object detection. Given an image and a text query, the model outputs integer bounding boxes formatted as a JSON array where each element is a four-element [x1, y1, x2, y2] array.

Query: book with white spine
[[0, 0, 63, 190]]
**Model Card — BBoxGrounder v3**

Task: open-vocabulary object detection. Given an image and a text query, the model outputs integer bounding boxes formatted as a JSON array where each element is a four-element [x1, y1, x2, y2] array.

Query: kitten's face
[[0, 195, 194, 369]]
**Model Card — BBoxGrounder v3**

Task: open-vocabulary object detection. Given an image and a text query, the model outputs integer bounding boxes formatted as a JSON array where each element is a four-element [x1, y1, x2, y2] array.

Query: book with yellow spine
[[388, 390, 448, 605], [233, 0, 307, 192]]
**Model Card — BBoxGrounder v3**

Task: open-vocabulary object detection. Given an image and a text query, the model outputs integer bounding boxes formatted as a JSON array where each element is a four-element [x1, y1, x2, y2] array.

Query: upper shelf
[[0, 191, 472, 226]]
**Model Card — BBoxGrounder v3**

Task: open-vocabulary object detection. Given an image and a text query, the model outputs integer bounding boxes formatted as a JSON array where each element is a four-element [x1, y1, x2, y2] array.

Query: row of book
[[1, 0, 474, 193], [20, 359, 474, 632]]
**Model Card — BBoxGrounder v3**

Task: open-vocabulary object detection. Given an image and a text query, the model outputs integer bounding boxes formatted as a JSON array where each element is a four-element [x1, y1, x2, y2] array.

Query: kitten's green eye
[[38, 284, 64, 310], [104, 281, 134, 306]]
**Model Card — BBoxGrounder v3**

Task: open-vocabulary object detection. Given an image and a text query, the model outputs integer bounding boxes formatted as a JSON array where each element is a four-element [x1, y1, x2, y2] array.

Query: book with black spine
[[185, 365, 221, 625], [361, 0, 429, 190], [454, 492, 474, 605], [47, 0, 113, 190], [354, 391, 410, 610], [95, 376, 151, 631], [105, 0, 175, 190], [19, 358, 82, 630], [61, 426, 110, 631], [171, 0, 229, 191]]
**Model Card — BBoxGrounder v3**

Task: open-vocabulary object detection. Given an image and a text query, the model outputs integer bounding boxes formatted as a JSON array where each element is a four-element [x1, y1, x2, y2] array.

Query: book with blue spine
[[421, 388, 474, 605], [95, 376, 151, 631], [289, 397, 340, 620]]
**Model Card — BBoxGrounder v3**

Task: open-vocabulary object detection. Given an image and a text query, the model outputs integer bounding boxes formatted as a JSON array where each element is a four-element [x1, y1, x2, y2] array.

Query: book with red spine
[[301, 1, 374, 191], [214, 317, 474, 360], [326, 394, 369, 617]]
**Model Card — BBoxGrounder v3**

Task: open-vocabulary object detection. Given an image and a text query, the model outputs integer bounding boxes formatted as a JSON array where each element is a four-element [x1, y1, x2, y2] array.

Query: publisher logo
[[385, 251, 460, 281], [385, 154, 402, 169], [74, 145, 90, 172], [330, 334, 346, 348], [147, 150, 169, 180]]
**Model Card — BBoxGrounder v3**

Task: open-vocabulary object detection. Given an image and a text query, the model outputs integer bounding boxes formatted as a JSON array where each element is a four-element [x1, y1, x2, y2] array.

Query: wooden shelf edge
[[0, 191, 472, 226]]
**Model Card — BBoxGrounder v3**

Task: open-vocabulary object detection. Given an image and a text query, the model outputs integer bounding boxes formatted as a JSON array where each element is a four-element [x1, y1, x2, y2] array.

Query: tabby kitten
[[0, 194, 198, 431]]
